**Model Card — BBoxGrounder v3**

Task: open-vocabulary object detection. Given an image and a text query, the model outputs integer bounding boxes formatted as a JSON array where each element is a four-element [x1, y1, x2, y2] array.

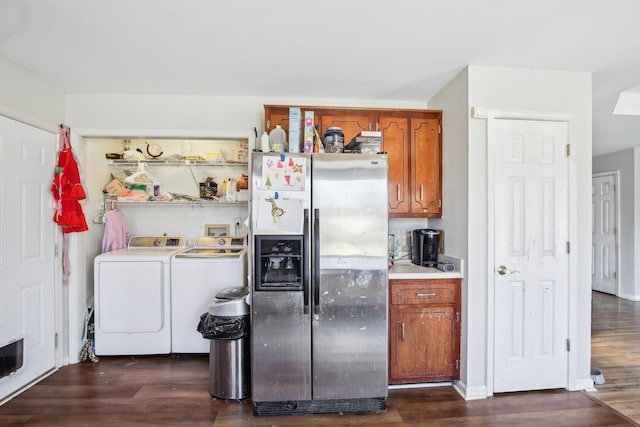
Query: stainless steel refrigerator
[[249, 152, 388, 416]]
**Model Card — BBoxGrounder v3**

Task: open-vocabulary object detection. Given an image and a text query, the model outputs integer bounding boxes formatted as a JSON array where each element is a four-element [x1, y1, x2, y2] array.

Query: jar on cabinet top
[[324, 126, 344, 153]]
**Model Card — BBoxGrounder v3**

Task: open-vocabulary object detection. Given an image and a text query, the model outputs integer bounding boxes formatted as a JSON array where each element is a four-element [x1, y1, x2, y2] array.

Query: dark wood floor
[[589, 291, 640, 423], [0, 291, 637, 426]]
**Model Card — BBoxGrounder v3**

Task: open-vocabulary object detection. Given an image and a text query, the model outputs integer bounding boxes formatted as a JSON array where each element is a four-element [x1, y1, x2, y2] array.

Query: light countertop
[[389, 256, 463, 280]]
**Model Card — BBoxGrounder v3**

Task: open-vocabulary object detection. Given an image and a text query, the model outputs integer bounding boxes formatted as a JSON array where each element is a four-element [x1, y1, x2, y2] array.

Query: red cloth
[[52, 125, 88, 233]]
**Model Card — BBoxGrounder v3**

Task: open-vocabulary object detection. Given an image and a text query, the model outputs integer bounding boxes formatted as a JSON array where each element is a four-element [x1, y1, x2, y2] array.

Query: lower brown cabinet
[[389, 278, 461, 384]]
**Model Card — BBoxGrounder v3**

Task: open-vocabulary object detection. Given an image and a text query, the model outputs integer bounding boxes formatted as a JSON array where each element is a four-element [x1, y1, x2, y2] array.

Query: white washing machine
[[94, 236, 186, 356], [171, 236, 247, 353]]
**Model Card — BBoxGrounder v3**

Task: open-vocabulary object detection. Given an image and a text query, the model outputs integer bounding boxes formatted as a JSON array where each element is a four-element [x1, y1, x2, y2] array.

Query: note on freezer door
[[255, 193, 304, 234], [261, 154, 307, 192]]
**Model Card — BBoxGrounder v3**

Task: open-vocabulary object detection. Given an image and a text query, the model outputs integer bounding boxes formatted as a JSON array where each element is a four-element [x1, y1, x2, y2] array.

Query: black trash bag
[[197, 313, 249, 340]]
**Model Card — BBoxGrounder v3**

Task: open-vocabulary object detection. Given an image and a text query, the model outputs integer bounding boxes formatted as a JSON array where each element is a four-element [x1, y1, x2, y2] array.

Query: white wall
[[66, 94, 427, 134], [429, 65, 593, 398], [593, 148, 640, 300], [0, 58, 65, 129], [427, 68, 471, 392]]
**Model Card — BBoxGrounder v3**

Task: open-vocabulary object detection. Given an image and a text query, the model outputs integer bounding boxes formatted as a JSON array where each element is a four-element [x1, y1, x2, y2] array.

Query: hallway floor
[[589, 290, 640, 424]]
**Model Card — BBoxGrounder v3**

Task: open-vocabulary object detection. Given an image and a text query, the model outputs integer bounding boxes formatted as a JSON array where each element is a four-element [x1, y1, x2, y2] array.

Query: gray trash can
[[197, 287, 250, 400]]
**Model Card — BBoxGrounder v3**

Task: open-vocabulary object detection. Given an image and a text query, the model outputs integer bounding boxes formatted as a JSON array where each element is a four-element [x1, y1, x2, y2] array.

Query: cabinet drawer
[[390, 280, 458, 305]]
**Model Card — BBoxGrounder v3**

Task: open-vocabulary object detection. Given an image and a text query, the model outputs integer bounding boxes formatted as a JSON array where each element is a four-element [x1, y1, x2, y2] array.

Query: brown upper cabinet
[[264, 105, 442, 218]]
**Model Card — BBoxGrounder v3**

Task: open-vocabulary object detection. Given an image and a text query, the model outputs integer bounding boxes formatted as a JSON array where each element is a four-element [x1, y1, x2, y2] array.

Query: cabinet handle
[[397, 184, 401, 201], [420, 184, 424, 201], [417, 293, 436, 297], [401, 322, 405, 342]]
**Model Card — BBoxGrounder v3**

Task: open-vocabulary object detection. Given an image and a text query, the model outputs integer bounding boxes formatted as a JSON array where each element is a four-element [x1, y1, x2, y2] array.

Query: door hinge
[[566, 241, 570, 254], [439, 124, 442, 134], [455, 312, 460, 322], [566, 338, 571, 352], [566, 144, 570, 157], [438, 199, 442, 208], [54, 243, 58, 257], [266, 119, 271, 130], [455, 359, 460, 369], [614, 271, 617, 279], [55, 333, 59, 348]]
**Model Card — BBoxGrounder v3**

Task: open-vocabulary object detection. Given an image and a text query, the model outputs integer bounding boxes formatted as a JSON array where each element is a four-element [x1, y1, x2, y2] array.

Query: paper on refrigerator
[[256, 154, 307, 233], [261, 154, 306, 191], [256, 193, 304, 233]]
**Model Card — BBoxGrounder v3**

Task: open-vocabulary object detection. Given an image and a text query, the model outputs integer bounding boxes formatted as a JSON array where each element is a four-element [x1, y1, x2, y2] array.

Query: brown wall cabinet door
[[380, 115, 409, 214], [264, 106, 292, 134], [409, 117, 442, 217], [317, 109, 375, 145]]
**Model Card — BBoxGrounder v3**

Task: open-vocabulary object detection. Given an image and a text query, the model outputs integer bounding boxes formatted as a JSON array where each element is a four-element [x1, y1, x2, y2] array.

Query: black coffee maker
[[411, 229, 440, 267]]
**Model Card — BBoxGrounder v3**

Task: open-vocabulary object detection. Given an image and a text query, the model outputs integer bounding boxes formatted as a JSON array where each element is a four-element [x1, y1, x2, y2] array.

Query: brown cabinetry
[[264, 105, 442, 218], [389, 278, 461, 384], [379, 112, 442, 217], [264, 105, 375, 144]]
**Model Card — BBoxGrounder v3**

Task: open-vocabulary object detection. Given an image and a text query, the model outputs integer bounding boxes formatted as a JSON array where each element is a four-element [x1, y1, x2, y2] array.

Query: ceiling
[[1, 0, 639, 156]]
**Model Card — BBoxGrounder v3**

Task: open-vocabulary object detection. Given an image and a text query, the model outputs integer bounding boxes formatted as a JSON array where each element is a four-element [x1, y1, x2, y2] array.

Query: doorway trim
[[485, 109, 579, 395], [592, 171, 620, 296]]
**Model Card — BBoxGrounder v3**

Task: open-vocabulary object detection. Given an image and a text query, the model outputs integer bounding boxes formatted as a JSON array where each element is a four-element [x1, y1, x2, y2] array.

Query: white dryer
[[171, 236, 247, 353], [94, 236, 186, 356]]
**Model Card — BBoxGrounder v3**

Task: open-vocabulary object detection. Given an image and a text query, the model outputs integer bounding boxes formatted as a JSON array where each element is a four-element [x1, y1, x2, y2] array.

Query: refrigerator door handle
[[303, 208, 310, 314], [313, 208, 320, 315]]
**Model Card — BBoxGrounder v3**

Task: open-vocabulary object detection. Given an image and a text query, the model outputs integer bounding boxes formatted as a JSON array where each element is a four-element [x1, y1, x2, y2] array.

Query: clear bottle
[[269, 125, 287, 152], [260, 131, 270, 152]]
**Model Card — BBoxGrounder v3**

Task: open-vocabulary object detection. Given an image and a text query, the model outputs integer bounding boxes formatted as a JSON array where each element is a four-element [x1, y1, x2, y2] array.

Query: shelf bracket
[[187, 165, 199, 189]]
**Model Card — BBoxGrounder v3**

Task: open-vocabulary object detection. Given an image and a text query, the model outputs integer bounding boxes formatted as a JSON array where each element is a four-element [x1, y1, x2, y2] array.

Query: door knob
[[497, 265, 519, 275]]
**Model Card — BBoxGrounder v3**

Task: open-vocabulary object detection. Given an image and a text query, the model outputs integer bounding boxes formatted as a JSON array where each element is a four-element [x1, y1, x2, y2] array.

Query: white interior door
[[591, 173, 617, 295], [0, 115, 56, 400], [492, 118, 569, 393]]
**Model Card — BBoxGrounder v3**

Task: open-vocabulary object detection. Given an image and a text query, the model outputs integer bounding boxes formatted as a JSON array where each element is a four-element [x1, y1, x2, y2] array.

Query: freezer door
[[251, 290, 312, 401], [311, 154, 389, 400], [250, 152, 311, 235]]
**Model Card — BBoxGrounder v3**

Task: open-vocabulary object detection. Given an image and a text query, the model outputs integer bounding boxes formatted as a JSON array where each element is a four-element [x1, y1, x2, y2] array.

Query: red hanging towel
[[52, 124, 88, 233]]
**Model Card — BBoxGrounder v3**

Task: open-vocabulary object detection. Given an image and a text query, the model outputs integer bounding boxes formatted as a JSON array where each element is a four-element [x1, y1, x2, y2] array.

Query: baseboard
[[616, 291, 640, 302], [573, 376, 596, 392], [452, 380, 488, 400]]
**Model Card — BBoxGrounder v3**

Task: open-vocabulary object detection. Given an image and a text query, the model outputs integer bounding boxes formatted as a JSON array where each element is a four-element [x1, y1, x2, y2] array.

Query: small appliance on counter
[[411, 229, 440, 267]]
